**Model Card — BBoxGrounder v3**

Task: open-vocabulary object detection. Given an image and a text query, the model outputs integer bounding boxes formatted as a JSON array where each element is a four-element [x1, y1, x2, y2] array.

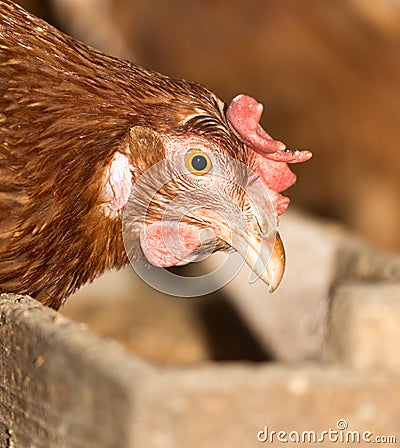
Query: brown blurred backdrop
[[19, 0, 400, 252]]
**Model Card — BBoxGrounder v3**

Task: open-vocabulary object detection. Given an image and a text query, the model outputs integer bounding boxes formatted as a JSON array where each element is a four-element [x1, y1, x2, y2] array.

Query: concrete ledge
[[133, 364, 400, 447], [325, 282, 400, 371], [0, 295, 153, 448], [1, 294, 400, 447]]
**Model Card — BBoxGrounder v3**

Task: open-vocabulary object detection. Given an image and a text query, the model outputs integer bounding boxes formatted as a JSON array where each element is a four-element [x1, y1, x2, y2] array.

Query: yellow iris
[[185, 149, 212, 175]]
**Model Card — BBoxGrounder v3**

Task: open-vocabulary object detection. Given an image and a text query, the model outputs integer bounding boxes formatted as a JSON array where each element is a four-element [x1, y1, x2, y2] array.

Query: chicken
[[0, 0, 311, 309]]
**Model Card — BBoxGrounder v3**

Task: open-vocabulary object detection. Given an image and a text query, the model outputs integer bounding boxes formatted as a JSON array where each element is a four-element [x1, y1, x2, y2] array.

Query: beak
[[192, 205, 286, 292], [216, 178, 286, 292], [222, 222, 286, 293], [248, 230, 285, 292]]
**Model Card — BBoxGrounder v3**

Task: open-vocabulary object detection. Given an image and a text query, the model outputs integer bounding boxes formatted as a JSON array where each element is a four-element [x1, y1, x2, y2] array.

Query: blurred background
[[14, 0, 400, 364]]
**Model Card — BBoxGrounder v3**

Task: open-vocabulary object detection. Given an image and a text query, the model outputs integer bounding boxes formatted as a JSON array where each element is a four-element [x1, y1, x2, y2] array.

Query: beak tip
[[266, 233, 286, 293], [268, 283, 278, 294]]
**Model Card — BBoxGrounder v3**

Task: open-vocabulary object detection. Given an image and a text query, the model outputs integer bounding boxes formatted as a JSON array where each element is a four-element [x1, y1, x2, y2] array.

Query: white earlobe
[[106, 152, 132, 210]]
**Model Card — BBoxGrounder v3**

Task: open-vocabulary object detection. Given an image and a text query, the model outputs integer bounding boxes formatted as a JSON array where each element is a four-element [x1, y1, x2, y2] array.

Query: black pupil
[[191, 155, 208, 171]]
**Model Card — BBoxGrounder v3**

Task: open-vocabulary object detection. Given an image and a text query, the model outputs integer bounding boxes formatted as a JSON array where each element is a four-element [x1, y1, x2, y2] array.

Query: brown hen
[[0, 0, 310, 309]]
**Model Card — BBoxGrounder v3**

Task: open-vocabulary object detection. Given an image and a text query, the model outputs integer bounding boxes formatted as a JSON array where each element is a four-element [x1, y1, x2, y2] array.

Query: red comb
[[226, 94, 312, 163]]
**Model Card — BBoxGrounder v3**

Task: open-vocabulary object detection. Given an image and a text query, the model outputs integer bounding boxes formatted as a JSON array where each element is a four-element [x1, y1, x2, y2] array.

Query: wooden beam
[[0, 294, 153, 447]]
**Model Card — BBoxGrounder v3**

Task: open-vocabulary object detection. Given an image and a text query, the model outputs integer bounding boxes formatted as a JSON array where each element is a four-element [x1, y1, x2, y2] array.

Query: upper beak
[[218, 220, 286, 293], [237, 230, 285, 292]]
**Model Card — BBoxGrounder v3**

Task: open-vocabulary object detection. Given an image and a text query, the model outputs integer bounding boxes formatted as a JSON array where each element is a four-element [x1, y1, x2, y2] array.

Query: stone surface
[[325, 282, 400, 371], [133, 364, 400, 448], [336, 241, 400, 283], [2, 295, 400, 447], [0, 295, 152, 448]]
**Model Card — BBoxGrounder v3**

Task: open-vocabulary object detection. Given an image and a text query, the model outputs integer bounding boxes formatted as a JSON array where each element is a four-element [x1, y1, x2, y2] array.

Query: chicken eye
[[185, 149, 212, 175]]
